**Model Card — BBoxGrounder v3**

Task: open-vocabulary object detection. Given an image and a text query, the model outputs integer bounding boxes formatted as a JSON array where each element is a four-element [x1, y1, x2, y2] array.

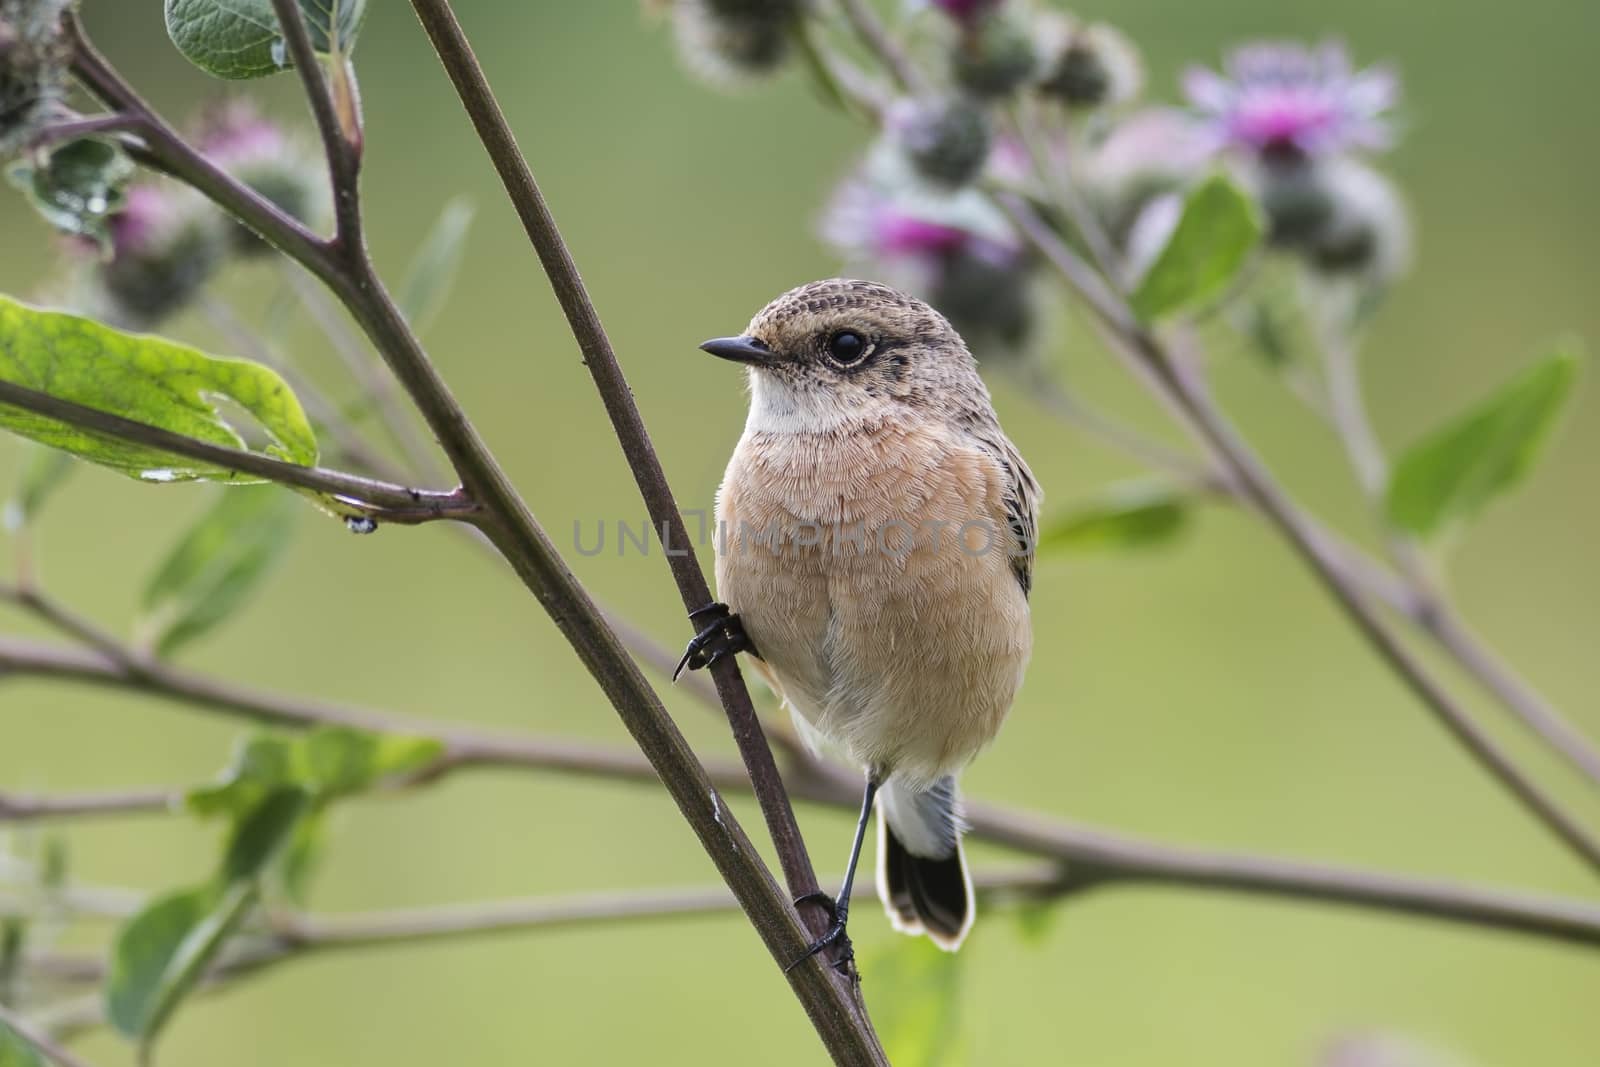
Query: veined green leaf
[[164, 0, 368, 80], [1038, 481, 1192, 553], [0, 296, 318, 482], [399, 197, 474, 334], [1387, 348, 1584, 538], [867, 938, 967, 1067], [140, 486, 300, 657], [1132, 174, 1263, 323], [187, 735, 295, 817]]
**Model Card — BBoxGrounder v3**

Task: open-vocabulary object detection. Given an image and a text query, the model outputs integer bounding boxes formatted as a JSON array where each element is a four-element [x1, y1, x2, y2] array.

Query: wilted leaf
[[399, 197, 474, 334], [867, 938, 967, 1067], [1038, 482, 1191, 553], [1387, 348, 1583, 538], [0, 1022, 49, 1067], [1132, 174, 1263, 323], [105, 882, 253, 1040], [140, 487, 299, 657], [3, 444, 74, 532], [164, 0, 368, 80], [0, 296, 318, 483], [5, 138, 133, 249]]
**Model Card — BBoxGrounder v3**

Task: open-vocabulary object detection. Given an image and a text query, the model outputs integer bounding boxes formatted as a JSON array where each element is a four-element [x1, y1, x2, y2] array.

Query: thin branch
[[65, 14, 330, 271], [405, 0, 839, 967], [837, 0, 924, 94], [0, 380, 474, 525], [280, 267, 444, 483], [813, 15, 1600, 873], [0, 787, 172, 823], [268, 0, 362, 244], [1322, 332, 1600, 790], [64, 19, 880, 1052], [0, 1000, 99, 1067], [5, 635, 1600, 952], [1003, 204, 1600, 873]]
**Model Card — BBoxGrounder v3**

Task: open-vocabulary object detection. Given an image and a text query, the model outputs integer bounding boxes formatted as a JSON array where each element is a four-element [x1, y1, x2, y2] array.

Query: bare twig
[[1321, 332, 1600, 789], [837, 0, 924, 94], [5, 635, 1600, 951], [63, 13, 888, 1058], [0, 380, 473, 525], [1004, 198, 1600, 874], [0, 1000, 98, 1067], [405, 0, 840, 970]]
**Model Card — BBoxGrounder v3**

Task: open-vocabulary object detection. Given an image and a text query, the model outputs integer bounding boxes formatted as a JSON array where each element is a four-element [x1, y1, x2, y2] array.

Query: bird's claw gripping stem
[[673, 602, 759, 681]]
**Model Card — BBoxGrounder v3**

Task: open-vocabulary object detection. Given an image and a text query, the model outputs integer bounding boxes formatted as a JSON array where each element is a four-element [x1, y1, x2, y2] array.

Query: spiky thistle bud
[[949, 10, 1036, 99], [670, 0, 806, 88], [0, 0, 72, 156], [74, 182, 226, 329], [889, 95, 992, 189], [1034, 14, 1143, 110]]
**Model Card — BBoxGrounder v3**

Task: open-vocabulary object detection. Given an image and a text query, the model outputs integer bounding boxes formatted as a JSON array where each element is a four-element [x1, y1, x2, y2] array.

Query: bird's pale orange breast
[[714, 417, 1031, 782]]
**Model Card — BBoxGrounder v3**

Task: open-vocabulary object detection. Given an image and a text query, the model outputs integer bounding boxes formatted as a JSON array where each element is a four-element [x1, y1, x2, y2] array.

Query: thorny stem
[[404, 0, 839, 963], [4, 632, 1600, 952]]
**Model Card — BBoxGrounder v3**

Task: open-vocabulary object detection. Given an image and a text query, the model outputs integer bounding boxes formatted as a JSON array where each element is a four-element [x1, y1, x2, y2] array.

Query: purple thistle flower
[[194, 100, 290, 170], [1184, 41, 1398, 159]]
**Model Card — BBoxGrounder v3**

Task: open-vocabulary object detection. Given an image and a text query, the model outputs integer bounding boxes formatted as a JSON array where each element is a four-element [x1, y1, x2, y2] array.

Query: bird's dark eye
[[826, 330, 871, 366]]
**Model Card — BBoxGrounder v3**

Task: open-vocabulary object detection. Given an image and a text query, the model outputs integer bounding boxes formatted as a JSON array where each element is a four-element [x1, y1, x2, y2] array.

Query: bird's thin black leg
[[672, 602, 759, 681], [787, 776, 878, 974]]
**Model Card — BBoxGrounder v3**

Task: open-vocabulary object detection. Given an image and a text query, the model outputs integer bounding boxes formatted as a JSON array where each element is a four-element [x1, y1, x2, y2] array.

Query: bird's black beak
[[699, 335, 773, 365]]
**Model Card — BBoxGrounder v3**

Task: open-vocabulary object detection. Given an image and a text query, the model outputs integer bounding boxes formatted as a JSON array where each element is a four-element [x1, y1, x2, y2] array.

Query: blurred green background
[[3, 1, 1598, 1064]]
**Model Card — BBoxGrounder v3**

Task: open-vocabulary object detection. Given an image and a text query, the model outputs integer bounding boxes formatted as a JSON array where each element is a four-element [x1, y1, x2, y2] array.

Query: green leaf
[[0, 296, 318, 483], [1387, 348, 1584, 538], [187, 734, 295, 817], [3, 444, 75, 532], [5, 138, 134, 250], [1132, 174, 1263, 323], [867, 938, 967, 1067], [139, 487, 299, 657], [399, 197, 474, 334], [164, 0, 368, 80], [105, 882, 255, 1041], [301, 727, 444, 796], [187, 728, 442, 816], [277, 805, 328, 905], [0, 1022, 49, 1067], [220, 786, 309, 882], [1038, 481, 1191, 553]]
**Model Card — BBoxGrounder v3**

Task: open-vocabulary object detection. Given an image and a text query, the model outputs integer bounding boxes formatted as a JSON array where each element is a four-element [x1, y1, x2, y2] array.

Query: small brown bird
[[678, 278, 1038, 961]]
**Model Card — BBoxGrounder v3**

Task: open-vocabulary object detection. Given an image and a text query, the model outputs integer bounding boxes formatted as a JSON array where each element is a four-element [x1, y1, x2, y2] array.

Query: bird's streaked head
[[699, 278, 988, 434]]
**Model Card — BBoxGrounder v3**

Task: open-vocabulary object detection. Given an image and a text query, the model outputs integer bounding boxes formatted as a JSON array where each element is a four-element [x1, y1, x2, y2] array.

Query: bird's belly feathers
[[714, 422, 1031, 784]]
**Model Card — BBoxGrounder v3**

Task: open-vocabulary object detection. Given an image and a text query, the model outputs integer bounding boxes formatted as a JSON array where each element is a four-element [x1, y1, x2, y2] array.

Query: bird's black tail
[[876, 777, 972, 951]]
